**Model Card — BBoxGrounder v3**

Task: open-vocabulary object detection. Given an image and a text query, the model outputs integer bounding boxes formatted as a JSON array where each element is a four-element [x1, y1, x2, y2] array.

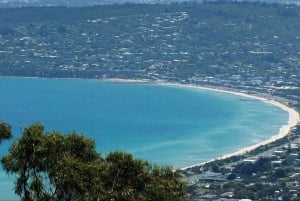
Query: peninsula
[[0, 1, 300, 200]]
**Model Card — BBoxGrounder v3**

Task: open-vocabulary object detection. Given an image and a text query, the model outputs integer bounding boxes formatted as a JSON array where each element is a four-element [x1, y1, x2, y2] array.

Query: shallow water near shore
[[0, 77, 289, 200]]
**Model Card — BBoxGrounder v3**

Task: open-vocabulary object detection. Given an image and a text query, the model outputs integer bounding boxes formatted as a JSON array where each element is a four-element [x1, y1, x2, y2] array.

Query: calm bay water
[[0, 77, 288, 200]]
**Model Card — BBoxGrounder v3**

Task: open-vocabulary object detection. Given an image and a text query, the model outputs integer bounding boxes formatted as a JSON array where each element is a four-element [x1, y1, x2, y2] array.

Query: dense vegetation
[[0, 121, 12, 145], [1, 1, 300, 200], [0, 1, 299, 85], [0, 1, 299, 108], [0, 123, 187, 201], [181, 124, 300, 200]]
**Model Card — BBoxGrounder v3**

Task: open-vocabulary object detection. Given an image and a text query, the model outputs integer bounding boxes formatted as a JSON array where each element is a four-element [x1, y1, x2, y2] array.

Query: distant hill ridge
[[0, 0, 299, 8]]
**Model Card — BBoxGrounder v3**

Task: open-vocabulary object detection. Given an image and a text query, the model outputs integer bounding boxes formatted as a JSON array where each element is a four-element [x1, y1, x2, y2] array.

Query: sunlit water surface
[[0, 77, 288, 200]]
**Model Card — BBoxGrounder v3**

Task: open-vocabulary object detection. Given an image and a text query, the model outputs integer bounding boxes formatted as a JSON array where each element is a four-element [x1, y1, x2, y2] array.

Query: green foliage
[[1, 123, 44, 200], [227, 173, 236, 180], [1, 124, 104, 201], [0, 1, 300, 83], [104, 151, 149, 200], [233, 157, 272, 176], [147, 165, 186, 201], [1, 123, 187, 201], [0, 121, 12, 144], [100, 151, 187, 201], [272, 168, 287, 179]]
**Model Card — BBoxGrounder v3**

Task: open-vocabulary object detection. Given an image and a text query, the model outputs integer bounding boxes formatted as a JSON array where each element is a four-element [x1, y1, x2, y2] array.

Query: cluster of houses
[[1, 3, 300, 200], [1, 4, 299, 106], [185, 125, 300, 201]]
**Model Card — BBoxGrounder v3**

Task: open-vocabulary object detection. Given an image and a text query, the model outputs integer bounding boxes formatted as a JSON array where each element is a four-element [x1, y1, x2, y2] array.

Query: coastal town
[[0, 2, 299, 106], [0, 1, 300, 201], [181, 120, 300, 200]]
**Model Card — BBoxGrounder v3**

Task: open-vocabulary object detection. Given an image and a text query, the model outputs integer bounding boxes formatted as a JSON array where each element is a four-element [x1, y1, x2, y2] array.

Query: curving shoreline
[[103, 78, 300, 170], [155, 82, 300, 170], [2, 76, 299, 170]]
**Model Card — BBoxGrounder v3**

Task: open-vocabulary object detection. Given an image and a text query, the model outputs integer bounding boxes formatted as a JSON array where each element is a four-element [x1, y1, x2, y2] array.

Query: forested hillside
[[1, 2, 300, 102]]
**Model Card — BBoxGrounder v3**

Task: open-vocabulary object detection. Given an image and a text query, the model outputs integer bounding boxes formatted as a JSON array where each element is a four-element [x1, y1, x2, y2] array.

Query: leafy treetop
[[1, 123, 187, 201]]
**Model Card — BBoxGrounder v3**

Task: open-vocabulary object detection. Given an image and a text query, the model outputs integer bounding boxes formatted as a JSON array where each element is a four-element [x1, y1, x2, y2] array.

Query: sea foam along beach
[[153, 82, 300, 170]]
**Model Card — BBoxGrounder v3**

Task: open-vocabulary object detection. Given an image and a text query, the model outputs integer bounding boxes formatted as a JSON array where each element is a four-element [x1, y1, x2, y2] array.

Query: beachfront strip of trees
[[0, 123, 187, 201]]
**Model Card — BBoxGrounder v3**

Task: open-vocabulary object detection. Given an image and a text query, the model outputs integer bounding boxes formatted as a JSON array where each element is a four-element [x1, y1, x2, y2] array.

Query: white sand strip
[[169, 84, 300, 170], [101, 79, 300, 170]]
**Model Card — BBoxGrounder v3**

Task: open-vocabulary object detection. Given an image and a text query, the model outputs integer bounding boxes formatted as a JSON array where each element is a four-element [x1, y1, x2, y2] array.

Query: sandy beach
[[103, 78, 300, 169], [166, 83, 300, 170], [100, 78, 150, 83]]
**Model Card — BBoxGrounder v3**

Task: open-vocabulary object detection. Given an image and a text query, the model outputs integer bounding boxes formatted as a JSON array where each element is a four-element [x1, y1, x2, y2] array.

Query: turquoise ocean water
[[0, 77, 288, 200]]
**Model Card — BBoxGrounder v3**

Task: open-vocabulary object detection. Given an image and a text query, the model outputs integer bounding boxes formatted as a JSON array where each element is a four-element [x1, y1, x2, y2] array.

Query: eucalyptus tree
[[104, 151, 151, 201], [41, 132, 104, 201], [104, 151, 187, 201], [1, 123, 187, 201], [0, 121, 12, 144], [147, 165, 187, 201], [1, 123, 44, 201], [1, 123, 104, 201]]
